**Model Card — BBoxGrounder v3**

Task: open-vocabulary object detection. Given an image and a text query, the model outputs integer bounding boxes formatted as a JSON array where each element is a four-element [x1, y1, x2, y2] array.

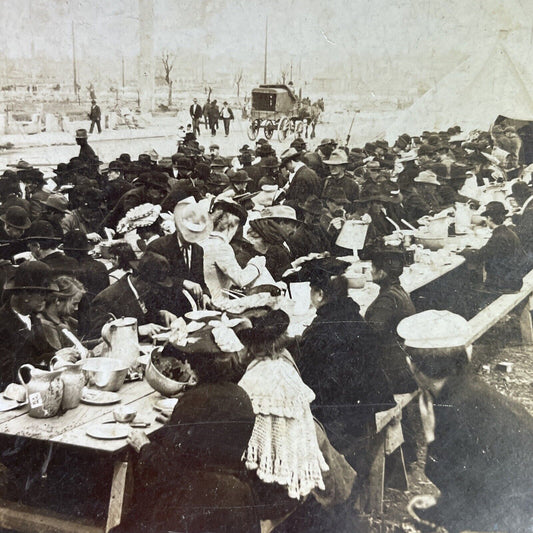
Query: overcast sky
[[0, 0, 531, 79]]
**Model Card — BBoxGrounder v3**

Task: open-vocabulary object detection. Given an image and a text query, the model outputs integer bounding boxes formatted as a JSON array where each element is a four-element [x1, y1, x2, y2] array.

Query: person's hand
[[183, 280, 203, 299], [247, 255, 266, 270], [159, 310, 179, 328], [361, 213, 372, 224], [155, 411, 172, 424], [53, 347, 81, 364], [331, 217, 344, 230], [86, 232, 102, 242], [138, 323, 169, 338], [127, 429, 150, 453], [201, 294, 211, 310]]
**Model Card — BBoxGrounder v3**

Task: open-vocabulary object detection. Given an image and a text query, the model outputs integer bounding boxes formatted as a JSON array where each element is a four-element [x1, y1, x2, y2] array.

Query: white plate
[[153, 398, 178, 412], [81, 389, 121, 406], [0, 397, 26, 412], [186, 321, 203, 333], [151, 331, 171, 342], [86, 423, 129, 440], [185, 310, 220, 321]]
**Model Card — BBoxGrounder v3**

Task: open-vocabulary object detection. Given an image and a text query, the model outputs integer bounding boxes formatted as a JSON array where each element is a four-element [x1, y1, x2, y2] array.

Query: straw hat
[[174, 197, 212, 243], [116, 203, 162, 234], [323, 149, 348, 165], [414, 170, 440, 186]]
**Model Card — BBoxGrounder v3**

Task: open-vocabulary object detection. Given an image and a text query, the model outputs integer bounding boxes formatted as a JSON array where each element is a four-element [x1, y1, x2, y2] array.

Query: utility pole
[[121, 56, 125, 88], [290, 62, 293, 82], [138, 0, 155, 113], [71, 21, 79, 104], [263, 17, 268, 84]]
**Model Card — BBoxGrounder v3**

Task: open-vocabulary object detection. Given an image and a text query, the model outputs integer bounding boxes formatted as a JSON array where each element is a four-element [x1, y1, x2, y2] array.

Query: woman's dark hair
[[311, 274, 348, 302], [191, 351, 245, 383], [109, 242, 136, 270], [136, 220, 163, 239]]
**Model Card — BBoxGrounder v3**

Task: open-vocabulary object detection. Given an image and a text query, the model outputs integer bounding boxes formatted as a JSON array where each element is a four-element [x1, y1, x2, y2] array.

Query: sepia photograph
[[0, 0, 532, 531]]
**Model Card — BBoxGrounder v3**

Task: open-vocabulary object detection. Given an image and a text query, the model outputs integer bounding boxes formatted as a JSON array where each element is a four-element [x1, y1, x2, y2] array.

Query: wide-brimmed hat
[[375, 139, 389, 150], [260, 205, 298, 222], [300, 195, 324, 215], [230, 170, 252, 183], [323, 187, 350, 205], [135, 251, 173, 288], [256, 143, 276, 157], [172, 155, 193, 170], [61, 230, 94, 251], [25, 220, 61, 242], [324, 149, 348, 165], [210, 156, 228, 168], [511, 181, 532, 200], [285, 257, 350, 289], [40, 194, 71, 214], [136, 154, 152, 166], [480, 201, 508, 218], [53, 163, 69, 175], [136, 171, 170, 192], [206, 171, 230, 188], [75, 129, 88, 139], [290, 137, 307, 151], [18, 169, 45, 184], [261, 156, 279, 169], [4, 261, 57, 292], [174, 196, 213, 243], [414, 170, 440, 186], [0, 206, 31, 230], [318, 138, 335, 147], [117, 203, 162, 234], [280, 147, 299, 164], [80, 187, 105, 208], [212, 199, 248, 226]]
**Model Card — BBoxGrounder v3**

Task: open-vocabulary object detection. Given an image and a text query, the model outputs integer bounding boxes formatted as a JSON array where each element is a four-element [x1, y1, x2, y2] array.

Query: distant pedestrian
[[88, 99, 101, 134], [221, 101, 234, 137], [208, 100, 220, 136], [189, 98, 203, 137], [202, 100, 210, 131], [75, 129, 97, 162]]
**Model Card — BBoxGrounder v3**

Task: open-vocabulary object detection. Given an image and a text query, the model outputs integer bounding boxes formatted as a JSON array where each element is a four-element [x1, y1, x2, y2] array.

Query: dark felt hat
[[480, 201, 508, 218], [41, 194, 70, 213], [300, 195, 324, 215], [108, 160, 124, 172], [323, 186, 350, 204], [193, 163, 211, 180], [290, 137, 307, 151], [18, 169, 44, 184], [207, 171, 230, 187], [53, 163, 69, 175], [25, 220, 61, 241], [137, 172, 170, 191], [0, 206, 31, 230], [213, 199, 248, 225], [257, 143, 275, 157], [210, 156, 228, 168], [261, 156, 279, 169], [4, 261, 56, 292], [75, 129, 88, 139], [237, 308, 290, 346], [287, 257, 350, 288], [511, 181, 532, 200], [230, 170, 252, 184], [368, 246, 406, 275]]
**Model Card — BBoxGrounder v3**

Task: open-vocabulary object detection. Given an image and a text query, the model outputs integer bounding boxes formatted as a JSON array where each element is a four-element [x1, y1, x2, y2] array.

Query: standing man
[[189, 98, 203, 137], [208, 100, 220, 136], [88, 99, 101, 134], [220, 101, 234, 137]]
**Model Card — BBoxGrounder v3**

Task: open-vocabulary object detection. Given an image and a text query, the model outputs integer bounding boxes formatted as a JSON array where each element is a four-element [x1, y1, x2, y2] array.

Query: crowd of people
[[0, 119, 533, 532]]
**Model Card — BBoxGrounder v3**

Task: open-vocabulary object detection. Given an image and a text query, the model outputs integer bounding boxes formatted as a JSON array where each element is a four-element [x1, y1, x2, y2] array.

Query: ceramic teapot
[[18, 364, 64, 418], [50, 356, 86, 410], [101, 316, 139, 369]]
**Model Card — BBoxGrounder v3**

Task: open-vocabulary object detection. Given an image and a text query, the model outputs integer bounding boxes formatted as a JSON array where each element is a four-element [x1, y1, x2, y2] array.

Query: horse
[[297, 98, 324, 139]]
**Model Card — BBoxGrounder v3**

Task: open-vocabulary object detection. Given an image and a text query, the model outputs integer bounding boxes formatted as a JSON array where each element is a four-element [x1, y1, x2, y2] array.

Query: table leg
[[367, 434, 386, 514], [519, 297, 533, 344], [105, 461, 129, 533]]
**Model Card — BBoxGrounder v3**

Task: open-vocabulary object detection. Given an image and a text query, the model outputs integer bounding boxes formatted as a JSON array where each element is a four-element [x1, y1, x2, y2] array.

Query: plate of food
[[86, 423, 130, 440], [185, 310, 221, 321], [81, 388, 121, 406]]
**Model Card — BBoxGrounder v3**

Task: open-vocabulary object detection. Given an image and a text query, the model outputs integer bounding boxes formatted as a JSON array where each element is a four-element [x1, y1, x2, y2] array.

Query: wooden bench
[[466, 268, 533, 346], [368, 390, 420, 514]]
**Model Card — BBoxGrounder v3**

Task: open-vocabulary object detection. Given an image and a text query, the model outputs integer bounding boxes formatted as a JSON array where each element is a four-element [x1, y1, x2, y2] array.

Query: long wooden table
[[0, 379, 165, 532]]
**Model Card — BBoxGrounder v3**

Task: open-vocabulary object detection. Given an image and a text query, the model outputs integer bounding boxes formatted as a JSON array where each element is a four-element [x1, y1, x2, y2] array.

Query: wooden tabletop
[[0, 380, 165, 454]]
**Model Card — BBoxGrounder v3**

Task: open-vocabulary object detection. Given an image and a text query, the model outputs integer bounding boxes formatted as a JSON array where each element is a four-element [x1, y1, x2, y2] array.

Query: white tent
[[386, 40, 533, 142]]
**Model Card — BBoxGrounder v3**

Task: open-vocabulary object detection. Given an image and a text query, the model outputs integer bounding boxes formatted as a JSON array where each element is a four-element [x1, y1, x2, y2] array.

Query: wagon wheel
[[264, 120, 275, 140], [277, 117, 290, 142], [247, 119, 260, 141]]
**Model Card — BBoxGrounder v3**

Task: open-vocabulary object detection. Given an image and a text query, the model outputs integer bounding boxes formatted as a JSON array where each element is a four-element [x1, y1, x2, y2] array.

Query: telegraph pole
[[71, 21, 79, 104], [263, 17, 268, 84]]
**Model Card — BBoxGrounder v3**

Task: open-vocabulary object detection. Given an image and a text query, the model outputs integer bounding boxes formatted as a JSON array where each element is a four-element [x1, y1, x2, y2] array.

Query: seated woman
[[202, 200, 265, 308], [246, 218, 292, 280], [294, 257, 395, 513], [40, 275, 86, 352], [238, 308, 357, 531], [114, 324, 259, 533]]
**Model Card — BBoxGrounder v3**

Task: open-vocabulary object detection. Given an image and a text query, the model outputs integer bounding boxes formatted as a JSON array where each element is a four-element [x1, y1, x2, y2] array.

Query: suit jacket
[[41, 251, 79, 278], [146, 233, 206, 316], [0, 303, 54, 389], [189, 104, 203, 119], [285, 164, 321, 209], [424, 374, 533, 532], [88, 276, 161, 339]]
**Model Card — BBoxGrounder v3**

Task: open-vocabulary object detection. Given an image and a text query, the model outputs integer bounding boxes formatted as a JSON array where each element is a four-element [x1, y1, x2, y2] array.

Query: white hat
[[397, 310, 470, 349], [116, 203, 162, 234], [414, 170, 440, 186], [173, 196, 213, 243]]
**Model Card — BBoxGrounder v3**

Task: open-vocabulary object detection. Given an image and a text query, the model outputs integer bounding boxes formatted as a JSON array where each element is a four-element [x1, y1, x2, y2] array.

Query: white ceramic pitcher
[[101, 317, 139, 369]]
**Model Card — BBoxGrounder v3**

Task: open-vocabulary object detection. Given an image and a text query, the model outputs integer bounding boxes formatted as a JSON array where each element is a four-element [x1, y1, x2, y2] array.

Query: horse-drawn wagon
[[247, 84, 323, 142]]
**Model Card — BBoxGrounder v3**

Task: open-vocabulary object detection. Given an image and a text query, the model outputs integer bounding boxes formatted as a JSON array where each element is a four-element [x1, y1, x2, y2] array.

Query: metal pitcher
[[101, 316, 139, 369], [18, 364, 64, 418], [50, 356, 86, 410]]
